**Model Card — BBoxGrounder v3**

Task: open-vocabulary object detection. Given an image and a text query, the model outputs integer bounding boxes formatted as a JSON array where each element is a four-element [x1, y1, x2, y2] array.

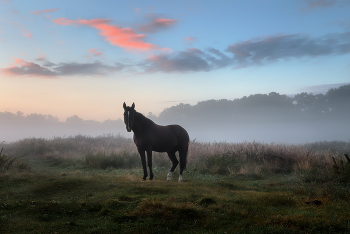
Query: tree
[[66, 115, 84, 123], [326, 84, 350, 115]]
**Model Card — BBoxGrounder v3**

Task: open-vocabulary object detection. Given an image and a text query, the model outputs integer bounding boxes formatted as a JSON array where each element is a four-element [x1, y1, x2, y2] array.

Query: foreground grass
[[1, 136, 349, 233], [1, 168, 349, 234]]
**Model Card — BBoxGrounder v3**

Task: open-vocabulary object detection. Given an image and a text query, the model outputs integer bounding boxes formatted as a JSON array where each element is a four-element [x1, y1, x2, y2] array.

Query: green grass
[[1, 136, 350, 233], [1, 168, 350, 233]]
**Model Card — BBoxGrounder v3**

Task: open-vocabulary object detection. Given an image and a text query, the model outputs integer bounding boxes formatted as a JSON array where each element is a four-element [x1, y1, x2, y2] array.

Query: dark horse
[[123, 102, 189, 182]]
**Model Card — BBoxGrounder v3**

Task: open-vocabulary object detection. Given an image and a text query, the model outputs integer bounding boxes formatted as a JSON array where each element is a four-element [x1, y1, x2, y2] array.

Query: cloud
[[53, 61, 124, 76], [1, 58, 56, 77], [53, 17, 169, 51], [137, 17, 178, 33], [142, 31, 350, 73], [29, 8, 60, 15], [7, 21, 33, 38], [36, 54, 46, 61], [87, 48, 103, 58], [184, 37, 198, 45], [226, 32, 350, 67], [329, 20, 350, 30], [1, 58, 126, 78], [143, 48, 231, 73], [301, 0, 336, 9], [4, 31, 350, 76], [300, 0, 350, 11], [23, 30, 32, 37]]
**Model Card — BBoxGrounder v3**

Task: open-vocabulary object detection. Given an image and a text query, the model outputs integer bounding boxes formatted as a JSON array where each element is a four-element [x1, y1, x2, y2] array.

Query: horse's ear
[[131, 103, 135, 109], [123, 102, 126, 109]]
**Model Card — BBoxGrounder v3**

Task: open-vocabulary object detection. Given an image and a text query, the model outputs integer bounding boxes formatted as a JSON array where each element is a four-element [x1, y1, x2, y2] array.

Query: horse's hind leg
[[178, 150, 187, 182], [167, 151, 178, 181]]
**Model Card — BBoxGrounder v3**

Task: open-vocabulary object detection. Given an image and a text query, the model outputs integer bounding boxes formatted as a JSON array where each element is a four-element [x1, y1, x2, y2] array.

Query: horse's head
[[123, 102, 135, 132]]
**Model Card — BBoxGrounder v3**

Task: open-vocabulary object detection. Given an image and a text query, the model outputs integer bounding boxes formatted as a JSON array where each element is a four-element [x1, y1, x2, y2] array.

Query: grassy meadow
[[1, 135, 350, 233]]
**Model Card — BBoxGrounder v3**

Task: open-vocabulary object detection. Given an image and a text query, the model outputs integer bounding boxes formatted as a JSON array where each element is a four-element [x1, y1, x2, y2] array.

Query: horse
[[123, 102, 189, 182]]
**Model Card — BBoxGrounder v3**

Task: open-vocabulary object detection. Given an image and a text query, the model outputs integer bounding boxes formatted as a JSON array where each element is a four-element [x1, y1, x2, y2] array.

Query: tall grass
[[2, 135, 349, 179], [188, 140, 349, 176]]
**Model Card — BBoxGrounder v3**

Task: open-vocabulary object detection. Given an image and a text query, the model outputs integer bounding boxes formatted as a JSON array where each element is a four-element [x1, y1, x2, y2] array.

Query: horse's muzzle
[[126, 127, 131, 132]]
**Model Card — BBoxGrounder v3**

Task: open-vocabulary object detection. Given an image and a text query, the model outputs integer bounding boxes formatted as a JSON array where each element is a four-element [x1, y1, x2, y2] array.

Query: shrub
[[0, 147, 17, 172]]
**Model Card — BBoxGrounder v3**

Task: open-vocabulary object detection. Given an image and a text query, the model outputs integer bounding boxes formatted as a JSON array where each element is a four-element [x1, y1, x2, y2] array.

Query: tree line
[[1, 84, 349, 125], [153, 84, 350, 125], [0, 111, 123, 126]]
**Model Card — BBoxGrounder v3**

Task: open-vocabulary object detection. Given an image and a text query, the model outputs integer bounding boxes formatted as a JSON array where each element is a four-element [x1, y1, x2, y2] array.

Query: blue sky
[[0, 0, 349, 121]]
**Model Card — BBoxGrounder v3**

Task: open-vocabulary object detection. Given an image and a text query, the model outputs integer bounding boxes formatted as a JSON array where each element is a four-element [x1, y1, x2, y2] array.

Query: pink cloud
[[137, 17, 178, 33], [36, 54, 46, 61], [86, 48, 104, 59], [23, 30, 32, 37], [300, 0, 344, 12], [53, 17, 167, 51], [88, 48, 103, 57], [1, 58, 55, 78], [30, 8, 61, 15], [53, 18, 77, 25], [135, 8, 141, 12], [185, 37, 198, 45], [305, 0, 336, 8]]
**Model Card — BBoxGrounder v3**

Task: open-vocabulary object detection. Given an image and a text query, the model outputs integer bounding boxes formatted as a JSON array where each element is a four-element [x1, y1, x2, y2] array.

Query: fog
[[183, 121, 350, 144], [1, 117, 349, 145], [1, 84, 349, 144]]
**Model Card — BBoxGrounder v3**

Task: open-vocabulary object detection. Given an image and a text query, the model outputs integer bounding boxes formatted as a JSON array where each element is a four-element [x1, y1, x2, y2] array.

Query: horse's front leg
[[146, 150, 153, 180], [138, 149, 148, 180]]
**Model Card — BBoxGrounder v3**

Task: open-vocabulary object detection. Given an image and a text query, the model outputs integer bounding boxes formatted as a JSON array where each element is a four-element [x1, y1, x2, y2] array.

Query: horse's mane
[[135, 110, 156, 126]]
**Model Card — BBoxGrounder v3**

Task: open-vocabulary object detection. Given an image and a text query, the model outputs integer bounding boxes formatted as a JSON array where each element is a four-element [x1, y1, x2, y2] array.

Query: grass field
[[1, 135, 350, 233]]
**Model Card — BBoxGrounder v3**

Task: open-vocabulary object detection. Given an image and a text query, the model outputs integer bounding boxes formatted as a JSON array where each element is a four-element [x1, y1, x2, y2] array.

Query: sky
[[0, 0, 349, 122]]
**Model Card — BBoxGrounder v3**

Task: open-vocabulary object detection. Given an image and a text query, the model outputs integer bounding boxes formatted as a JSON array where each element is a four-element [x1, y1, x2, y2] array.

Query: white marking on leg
[[178, 175, 183, 182], [167, 171, 173, 181], [127, 111, 130, 131]]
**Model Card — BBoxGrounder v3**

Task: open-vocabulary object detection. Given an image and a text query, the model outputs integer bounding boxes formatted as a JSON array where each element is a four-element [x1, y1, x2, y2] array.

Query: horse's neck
[[132, 112, 153, 134]]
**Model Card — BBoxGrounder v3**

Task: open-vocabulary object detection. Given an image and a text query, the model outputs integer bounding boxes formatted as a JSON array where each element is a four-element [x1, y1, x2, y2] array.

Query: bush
[[0, 147, 31, 173], [0, 147, 17, 172]]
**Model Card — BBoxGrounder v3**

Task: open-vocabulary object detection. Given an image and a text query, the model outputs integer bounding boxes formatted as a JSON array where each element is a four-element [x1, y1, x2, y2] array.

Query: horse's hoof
[[167, 172, 173, 181], [142, 178, 146, 181], [178, 175, 183, 182]]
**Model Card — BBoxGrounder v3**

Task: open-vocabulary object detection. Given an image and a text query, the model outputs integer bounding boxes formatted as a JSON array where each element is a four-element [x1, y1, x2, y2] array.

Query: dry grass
[[1, 135, 349, 178], [187, 140, 346, 176]]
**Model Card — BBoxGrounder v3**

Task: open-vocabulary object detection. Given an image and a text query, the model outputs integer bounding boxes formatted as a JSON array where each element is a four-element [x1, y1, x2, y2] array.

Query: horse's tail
[[175, 125, 189, 172], [182, 141, 189, 170], [181, 133, 190, 171]]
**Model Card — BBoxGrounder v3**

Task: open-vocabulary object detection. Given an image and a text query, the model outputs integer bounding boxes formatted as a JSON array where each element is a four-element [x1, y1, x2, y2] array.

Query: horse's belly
[[152, 136, 177, 152]]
